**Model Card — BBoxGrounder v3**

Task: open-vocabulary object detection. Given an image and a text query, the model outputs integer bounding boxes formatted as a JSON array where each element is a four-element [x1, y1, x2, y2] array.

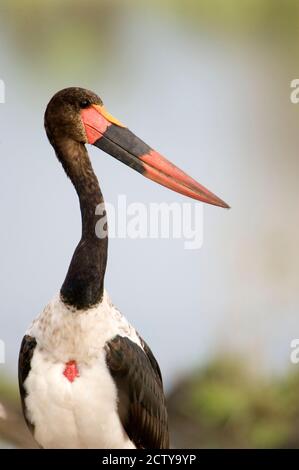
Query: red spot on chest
[[63, 360, 80, 383]]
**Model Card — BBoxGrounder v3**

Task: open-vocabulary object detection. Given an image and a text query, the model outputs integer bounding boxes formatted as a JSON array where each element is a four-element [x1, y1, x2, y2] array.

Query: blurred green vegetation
[[0, 372, 36, 448], [0, 373, 19, 406], [3, 0, 299, 37], [168, 358, 299, 448], [0, 1, 125, 74], [1, 0, 299, 74], [155, 0, 299, 37]]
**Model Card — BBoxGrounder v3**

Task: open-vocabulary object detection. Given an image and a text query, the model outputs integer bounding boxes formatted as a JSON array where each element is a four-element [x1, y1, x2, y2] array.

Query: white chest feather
[[24, 291, 140, 449]]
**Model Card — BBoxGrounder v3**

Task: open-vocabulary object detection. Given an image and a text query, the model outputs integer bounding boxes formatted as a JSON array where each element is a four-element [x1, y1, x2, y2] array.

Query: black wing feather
[[105, 335, 169, 449], [18, 334, 37, 433]]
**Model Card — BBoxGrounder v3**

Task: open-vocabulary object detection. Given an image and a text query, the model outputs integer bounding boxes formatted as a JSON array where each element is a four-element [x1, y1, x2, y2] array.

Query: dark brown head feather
[[44, 87, 108, 310]]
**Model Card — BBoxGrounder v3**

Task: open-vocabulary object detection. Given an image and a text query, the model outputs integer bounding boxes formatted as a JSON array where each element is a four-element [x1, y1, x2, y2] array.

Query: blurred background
[[0, 0, 299, 448]]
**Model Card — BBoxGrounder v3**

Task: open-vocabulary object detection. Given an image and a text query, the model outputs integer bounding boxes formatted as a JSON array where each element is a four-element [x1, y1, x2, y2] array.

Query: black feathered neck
[[52, 138, 108, 310]]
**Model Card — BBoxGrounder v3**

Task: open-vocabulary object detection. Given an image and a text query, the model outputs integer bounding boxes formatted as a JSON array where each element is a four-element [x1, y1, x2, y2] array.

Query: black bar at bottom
[[0, 449, 297, 466]]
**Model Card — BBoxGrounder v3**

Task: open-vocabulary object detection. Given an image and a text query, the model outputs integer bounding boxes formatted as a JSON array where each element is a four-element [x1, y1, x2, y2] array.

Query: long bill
[[81, 104, 229, 208]]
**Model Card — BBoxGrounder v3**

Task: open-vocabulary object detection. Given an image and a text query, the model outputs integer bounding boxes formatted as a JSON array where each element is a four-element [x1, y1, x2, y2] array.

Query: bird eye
[[79, 100, 91, 109]]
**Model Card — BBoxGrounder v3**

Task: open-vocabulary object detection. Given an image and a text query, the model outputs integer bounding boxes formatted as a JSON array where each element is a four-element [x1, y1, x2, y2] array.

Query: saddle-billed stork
[[18, 87, 229, 449]]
